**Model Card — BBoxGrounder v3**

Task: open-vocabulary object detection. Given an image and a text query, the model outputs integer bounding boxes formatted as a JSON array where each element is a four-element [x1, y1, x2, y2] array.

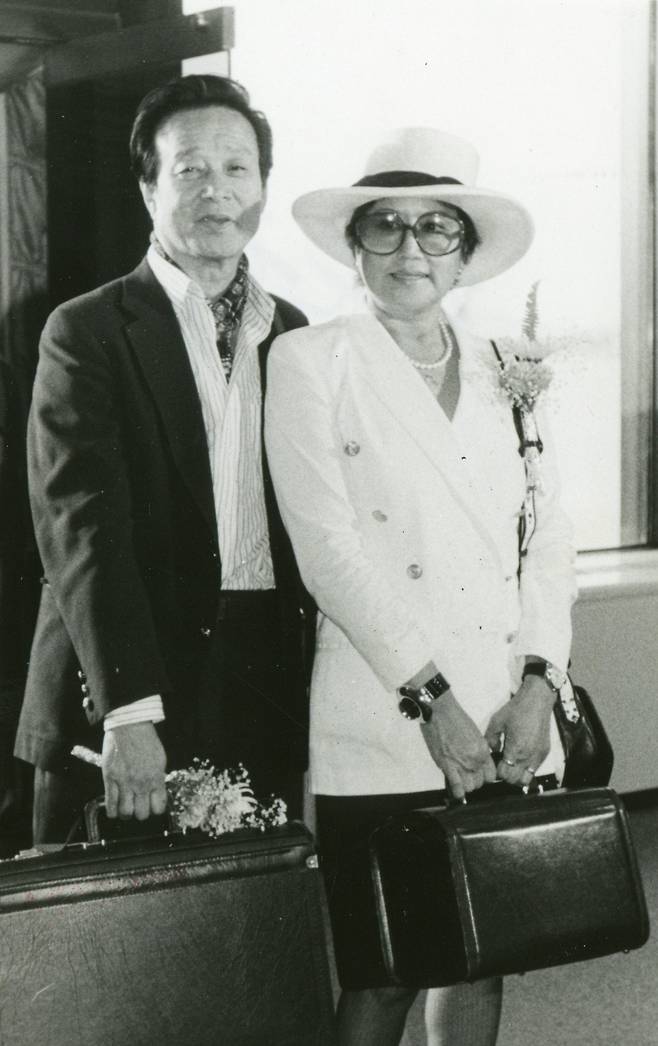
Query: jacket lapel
[[120, 260, 217, 540], [258, 307, 287, 586], [349, 314, 503, 566]]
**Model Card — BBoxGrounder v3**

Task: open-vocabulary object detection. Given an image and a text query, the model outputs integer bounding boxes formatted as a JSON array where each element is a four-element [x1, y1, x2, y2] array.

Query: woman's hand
[[484, 676, 555, 787], [420, 690, 497, 800]]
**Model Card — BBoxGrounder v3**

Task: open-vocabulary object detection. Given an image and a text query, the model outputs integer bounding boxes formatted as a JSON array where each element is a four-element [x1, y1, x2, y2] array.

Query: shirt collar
[[147, 241, 200, 310], [146, 238, 274, 329], [147, 234, 248, 308]]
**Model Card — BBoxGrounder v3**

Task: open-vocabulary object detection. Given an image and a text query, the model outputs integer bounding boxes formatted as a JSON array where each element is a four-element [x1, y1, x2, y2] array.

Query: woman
[[265, 129, 576, 1046]]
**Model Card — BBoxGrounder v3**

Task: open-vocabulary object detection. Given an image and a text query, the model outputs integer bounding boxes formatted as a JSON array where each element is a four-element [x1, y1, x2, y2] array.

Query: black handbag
[[369, 786, 649, 988], [555, 679, 614, 787]]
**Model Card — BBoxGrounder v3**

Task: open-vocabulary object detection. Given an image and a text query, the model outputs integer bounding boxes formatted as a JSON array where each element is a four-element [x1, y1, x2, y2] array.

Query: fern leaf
[[521, 281, 540, 342]]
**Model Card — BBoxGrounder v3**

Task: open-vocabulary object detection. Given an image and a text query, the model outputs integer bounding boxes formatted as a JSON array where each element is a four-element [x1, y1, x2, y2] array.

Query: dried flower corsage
[[497, 356, 552, 413], [495, 282, 553, 413], [166, 761, 288, 837]]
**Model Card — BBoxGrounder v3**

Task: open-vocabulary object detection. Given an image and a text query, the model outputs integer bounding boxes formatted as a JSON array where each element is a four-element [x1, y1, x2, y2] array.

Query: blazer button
[[407, 564, 423, 579], [81, 683, 90, 695], [82, 696, 94, 712], [344, 440, 360, 456], [77, 669, 87, 681], [372, 510, 388, 522], [200, 626, 212, 638]]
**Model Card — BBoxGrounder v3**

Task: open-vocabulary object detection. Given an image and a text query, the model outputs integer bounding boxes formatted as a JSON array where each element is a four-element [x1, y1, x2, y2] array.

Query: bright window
[[184, 0, 653, 553]]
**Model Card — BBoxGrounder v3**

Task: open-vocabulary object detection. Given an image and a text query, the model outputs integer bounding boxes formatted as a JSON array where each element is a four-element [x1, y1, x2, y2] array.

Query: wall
[[571, 554, 658, 794]]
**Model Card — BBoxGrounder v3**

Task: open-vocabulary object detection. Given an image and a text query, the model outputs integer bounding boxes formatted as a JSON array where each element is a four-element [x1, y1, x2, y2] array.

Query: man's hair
[[129, 74, 273, 185]]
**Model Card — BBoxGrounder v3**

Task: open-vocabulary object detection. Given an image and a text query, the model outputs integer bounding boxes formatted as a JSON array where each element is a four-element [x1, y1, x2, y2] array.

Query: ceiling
[[0, 2, 180, 84]]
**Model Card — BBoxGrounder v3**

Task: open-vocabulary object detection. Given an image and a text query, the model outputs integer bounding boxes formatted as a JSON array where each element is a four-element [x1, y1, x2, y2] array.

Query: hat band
[[353, 171, 464, 189]]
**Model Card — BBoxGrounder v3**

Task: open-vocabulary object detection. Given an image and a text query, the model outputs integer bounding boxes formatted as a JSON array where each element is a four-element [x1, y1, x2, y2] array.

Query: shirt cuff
[[103, 696, 165, 731]]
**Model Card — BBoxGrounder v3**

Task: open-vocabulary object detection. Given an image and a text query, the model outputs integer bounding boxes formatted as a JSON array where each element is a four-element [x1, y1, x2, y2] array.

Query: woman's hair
[[345, 198, 481, 262], [130, 74, 273, 185]]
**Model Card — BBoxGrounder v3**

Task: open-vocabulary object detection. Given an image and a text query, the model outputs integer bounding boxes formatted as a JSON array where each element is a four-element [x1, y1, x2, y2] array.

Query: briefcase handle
[[71, 747, 177, 843], [83, 796, 176, 844], [446, 763, 557, 807]]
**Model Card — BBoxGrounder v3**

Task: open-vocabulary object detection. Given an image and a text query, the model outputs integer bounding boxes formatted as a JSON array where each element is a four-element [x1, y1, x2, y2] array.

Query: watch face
[[398, 695, 422, 721]]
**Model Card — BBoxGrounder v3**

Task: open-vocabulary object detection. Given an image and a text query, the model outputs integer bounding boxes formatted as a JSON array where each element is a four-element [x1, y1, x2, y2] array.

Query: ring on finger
[[502, 757, 516, 767], [525, 766, 537, 776]]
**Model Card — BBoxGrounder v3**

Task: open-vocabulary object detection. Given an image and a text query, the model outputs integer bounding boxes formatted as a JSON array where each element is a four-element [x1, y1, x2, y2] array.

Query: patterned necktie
[[207, 257, 250, 382], [149, 234, 249, 383]]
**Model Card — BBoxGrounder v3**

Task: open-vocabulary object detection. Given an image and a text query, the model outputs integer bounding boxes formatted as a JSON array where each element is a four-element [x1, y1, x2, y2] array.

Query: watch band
[[398, 671, 451, 723], [522, 660, 566, 694]]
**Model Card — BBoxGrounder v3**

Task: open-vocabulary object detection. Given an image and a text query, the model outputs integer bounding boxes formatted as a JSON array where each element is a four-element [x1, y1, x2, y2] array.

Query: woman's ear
[[452, 260, 465, 288]]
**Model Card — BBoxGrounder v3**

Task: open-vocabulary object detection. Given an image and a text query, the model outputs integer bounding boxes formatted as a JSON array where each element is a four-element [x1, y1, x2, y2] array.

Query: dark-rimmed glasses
[[354, 209, 464, 257]]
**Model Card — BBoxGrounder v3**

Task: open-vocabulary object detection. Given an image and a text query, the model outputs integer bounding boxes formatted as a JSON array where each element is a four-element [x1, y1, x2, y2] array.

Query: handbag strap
[[491, 340, 544, 572]]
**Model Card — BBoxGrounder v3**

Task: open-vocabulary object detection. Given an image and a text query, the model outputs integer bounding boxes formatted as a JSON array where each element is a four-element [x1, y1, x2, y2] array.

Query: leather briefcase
[[0, 821, 337, 1046], [369, 786, 649, 988]]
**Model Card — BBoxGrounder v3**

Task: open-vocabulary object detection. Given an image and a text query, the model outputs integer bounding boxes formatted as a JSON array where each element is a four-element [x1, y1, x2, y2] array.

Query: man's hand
[[485, 676, 555, 788], [102, 721, 167, 820], [420, 690, 497, 800]]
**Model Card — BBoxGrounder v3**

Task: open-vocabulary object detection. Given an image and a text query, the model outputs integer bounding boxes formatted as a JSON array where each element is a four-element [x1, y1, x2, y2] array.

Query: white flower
[[497, 355, 553, 412], [165, 761, 288, 838], [494, 282, 556, 412]]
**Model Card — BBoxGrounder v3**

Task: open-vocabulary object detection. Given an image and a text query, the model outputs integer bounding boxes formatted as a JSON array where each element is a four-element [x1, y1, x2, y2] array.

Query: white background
[[183, 0, 643, 551]]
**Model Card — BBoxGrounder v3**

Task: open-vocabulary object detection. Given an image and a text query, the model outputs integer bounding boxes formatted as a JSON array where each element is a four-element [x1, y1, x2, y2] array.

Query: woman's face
[[353, 196, 466, 317]]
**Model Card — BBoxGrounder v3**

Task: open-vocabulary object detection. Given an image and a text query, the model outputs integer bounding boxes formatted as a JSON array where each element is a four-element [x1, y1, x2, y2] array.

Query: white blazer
[[265, 313, 576, 795]]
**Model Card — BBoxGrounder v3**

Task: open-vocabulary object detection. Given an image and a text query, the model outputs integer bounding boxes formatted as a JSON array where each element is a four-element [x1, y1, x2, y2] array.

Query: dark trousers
[[34, 592, 306, 843], [0, 754, 33, 857]]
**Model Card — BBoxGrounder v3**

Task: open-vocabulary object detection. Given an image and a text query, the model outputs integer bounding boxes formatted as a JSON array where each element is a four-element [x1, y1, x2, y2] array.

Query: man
[[15, 74, 315, 842]]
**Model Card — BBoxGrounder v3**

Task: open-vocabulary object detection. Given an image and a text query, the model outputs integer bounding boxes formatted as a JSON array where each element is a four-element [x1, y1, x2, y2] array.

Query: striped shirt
[[104, 248, 277, 731], [148, 245, 276, 590]]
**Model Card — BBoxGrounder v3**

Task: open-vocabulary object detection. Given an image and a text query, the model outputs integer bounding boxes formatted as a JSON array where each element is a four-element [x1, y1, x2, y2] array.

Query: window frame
[[579, 0, 658, 589]]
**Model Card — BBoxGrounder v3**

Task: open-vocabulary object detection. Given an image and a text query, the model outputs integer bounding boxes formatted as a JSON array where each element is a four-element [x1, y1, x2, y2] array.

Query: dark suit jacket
[[15, 259, 315, 773]]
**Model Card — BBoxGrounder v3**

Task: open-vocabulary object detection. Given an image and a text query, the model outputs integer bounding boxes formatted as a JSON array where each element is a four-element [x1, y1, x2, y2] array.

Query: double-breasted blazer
[[265, 312, 576, 795], [15, 259, 315, 773]]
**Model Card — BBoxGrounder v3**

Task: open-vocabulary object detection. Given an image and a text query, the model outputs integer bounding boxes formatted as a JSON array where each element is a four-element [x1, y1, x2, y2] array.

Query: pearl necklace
[[410, 320, 454, 371]]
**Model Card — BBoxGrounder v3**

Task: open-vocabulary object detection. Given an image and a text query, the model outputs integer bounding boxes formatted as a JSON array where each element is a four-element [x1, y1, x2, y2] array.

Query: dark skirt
[[316, 789, 447, 989]]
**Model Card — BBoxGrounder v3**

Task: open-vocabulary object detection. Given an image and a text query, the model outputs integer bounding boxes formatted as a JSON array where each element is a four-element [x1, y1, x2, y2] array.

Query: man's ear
[[140, 180, 156, 219]]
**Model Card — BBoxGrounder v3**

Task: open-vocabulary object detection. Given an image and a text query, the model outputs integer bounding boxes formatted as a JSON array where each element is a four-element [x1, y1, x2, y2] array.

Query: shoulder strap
[[491, 340, 542, 571], [491, 340, 543, 457]]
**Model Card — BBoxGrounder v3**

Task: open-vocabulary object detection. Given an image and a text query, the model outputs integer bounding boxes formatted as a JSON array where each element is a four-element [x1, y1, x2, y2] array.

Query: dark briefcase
[[369, 787, 649, 988], [0, 821, 337, 1046]]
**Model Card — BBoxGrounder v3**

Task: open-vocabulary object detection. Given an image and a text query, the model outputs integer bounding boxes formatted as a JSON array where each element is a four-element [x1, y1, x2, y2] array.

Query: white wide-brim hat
[[292, 128, 534, 286]]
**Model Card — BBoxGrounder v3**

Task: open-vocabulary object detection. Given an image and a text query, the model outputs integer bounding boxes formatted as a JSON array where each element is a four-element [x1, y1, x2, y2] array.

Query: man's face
[[141, 105, 265, 270]]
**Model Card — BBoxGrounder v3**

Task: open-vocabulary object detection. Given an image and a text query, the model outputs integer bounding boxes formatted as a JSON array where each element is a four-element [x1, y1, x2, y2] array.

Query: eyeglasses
[[354, 209, 464, 257]]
